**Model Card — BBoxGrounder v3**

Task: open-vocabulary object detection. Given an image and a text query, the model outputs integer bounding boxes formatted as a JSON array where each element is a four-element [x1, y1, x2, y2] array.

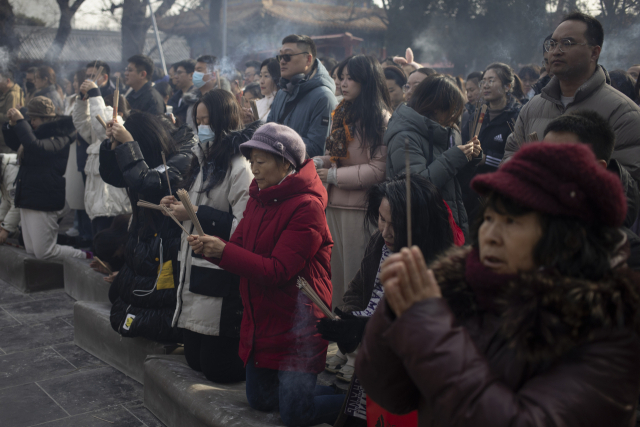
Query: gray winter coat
[[385, 104, 476, 236], [266, 59, 337, 157], [504, 65, 640, 181]]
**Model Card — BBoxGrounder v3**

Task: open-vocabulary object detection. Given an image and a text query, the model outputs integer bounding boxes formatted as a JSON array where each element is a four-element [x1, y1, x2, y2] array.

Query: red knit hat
[[471, 142, 627, 227]]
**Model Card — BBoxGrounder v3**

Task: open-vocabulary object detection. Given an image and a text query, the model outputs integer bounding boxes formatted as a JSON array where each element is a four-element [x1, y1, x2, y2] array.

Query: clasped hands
[[187, 233, 226, 259], [381, 246, 442, 317], [6, 108, 23, 126], [457, 136, 482, 161]]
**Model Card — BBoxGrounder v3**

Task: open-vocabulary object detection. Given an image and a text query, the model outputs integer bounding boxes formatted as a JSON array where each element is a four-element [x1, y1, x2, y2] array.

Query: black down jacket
[[99, 125, 196, 343], [2, 116, 75, 211]]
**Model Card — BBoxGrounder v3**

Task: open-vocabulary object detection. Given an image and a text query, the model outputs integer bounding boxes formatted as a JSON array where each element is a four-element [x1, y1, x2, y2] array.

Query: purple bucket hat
[[239, 123, 306, 169]]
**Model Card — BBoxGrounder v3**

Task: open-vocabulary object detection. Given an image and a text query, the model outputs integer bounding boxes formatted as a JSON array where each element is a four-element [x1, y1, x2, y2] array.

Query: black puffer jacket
[[2, 116, 75, 211], [99, 125, 196, 343]]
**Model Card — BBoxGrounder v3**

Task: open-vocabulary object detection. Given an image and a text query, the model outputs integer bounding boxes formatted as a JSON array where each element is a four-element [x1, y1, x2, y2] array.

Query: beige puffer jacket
[[0, 153, 20, 233], [316, 112, 390, 210], [72, 96, 131, 220], [504, 66, 640, 181]]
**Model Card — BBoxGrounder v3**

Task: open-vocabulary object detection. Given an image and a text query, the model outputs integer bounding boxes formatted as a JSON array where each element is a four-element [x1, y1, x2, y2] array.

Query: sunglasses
[[277, 52, 309, 63]]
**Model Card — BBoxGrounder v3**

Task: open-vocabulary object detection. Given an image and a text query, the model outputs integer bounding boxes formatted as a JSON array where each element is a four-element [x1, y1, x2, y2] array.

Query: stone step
[[0, 245, 63, 293], [143, 354, 332, 427], [64, 257, 111, 303], [73, 301, 178, 384]]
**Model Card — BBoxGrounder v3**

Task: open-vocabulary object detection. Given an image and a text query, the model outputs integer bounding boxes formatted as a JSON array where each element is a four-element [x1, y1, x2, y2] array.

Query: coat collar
[[432, 245, 640, 364], [33, 115, 76, 139], [541, 65, 606, 106]]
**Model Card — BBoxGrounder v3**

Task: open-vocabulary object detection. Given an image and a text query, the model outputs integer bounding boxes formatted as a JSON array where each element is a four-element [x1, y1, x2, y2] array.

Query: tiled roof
[[157, 0, 387, 34], [15, 26, 190, 64]]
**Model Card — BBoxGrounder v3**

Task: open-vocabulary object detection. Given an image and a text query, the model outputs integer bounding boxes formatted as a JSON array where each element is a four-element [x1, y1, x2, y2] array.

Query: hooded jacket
[[2, 116, 75, 212], [357, 246, 640, 427], [385, 104, 475, 236], [207, 159, 333, 374], [266, 59, 338, 158], [504, 66, 640, 182], [99, 127, 196, 343], [0, 84, 25, 154], [34, 84, 64, 113], [0, 153, 19, 234], [172, 125, 256, 337], [72, 94, 131, 220]]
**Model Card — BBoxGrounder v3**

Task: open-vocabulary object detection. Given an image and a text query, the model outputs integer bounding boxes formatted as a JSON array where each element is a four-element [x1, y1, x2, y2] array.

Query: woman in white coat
[[161, 89, 255, 383]]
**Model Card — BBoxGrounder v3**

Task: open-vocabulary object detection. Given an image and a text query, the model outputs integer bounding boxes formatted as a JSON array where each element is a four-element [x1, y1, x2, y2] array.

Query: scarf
[[325, 100, 355, 163], [464, 247, 517, 314], [352, 244, 391, 317]]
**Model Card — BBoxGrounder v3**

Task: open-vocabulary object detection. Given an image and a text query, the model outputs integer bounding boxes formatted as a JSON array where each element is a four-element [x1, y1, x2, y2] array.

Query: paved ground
[[0, 279, 165, 427]]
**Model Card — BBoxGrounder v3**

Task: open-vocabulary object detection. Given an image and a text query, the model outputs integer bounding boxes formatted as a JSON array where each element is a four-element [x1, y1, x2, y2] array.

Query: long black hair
[[184, 89, 244, 193], [93, 214, 131, 271], [337, 55, 391, 157], [123, 111, 176, 169], [365, 174, 454, 263], [471, 191, 624, 281]]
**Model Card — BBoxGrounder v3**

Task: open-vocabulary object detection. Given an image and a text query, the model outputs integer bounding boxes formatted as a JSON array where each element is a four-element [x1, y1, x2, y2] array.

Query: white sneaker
[[66, 228, 79, 237], [325, 353, 347, 373], [336, 364, 354, 382]]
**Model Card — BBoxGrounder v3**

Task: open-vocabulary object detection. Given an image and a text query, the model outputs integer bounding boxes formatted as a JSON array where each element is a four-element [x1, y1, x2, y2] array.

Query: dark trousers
[[182, 328, 246, 383], [245, 356, 345, 427], [91, 216, 114, 239], [76, 210, 93, 241]]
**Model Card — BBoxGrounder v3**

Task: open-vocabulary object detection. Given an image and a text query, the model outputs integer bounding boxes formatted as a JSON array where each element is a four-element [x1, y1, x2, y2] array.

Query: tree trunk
[[122, 0, 149, 63], [209, 0, 223, 58], [0, 0, 19, 53], [45, 0, 86, 63]]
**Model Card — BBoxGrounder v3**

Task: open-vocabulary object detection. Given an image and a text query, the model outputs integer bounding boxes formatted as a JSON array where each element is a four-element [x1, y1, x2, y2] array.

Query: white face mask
[[197, 125, 215, 142], [192, 71, 206, 88]]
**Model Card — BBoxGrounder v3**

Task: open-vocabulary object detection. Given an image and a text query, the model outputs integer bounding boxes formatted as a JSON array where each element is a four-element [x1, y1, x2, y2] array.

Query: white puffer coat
[[72, 95, 131, 220]]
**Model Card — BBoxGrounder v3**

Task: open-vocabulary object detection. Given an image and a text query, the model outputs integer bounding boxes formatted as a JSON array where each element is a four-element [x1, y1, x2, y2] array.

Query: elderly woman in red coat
[[357, 142, 640, 427], [188, 123, 345, 427]]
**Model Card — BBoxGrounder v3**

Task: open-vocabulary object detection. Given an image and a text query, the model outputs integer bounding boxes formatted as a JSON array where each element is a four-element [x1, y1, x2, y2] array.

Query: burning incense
[[249, 100, 260, 121], [113, 76, 120, 121], [93, 66, 104, 84], [96, 115, 107, 129], [296, 277, 335, 319], [528, 132, 539, 142], [404, 139, 412, 247], [215, 70, 220, 89], [473, 105, 488, 138], [161, 152, 172, 196], [176, 189, 205, 236], [94, 256, 113, 274]]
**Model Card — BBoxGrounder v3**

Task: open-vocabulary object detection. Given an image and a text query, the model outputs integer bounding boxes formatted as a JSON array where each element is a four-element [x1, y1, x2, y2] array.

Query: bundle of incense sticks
[[113, 76, 120, 121], [249, 100, 260, 121], [94, 256, 112, 274], [176, 189, 205, 236], [528, 132, 539, 142], [96, 115, 107, 129], [137, 200, 165, 211], [161, 152, 172, 196], [404, 139, 412, 247], [472, 105, 488, 138], [470, 100, 482, 136], [296, 277, 335, 319]]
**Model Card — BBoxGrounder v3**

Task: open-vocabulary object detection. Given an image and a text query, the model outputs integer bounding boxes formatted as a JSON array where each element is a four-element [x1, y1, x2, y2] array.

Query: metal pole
[[222, 0, 228, 58], [147, 0, 167, 75]]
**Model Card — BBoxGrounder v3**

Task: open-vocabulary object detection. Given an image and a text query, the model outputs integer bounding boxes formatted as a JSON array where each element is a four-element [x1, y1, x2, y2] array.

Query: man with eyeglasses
[[124, 54, 165, 116], [167, 59, 196, 124], [266, 34, 338, 158], [503, 12, 640, 183]]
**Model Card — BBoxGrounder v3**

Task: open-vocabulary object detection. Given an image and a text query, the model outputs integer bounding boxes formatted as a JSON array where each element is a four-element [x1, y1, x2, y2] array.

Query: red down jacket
[[209, 159, 333, 374]]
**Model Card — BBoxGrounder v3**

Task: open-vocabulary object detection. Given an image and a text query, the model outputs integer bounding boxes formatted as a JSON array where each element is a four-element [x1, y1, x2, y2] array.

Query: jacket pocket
[[189, 266, 239, 298]]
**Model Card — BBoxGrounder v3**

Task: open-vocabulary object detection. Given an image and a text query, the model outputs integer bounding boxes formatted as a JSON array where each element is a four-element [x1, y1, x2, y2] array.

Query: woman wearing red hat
[[356, 142, 640, 426]]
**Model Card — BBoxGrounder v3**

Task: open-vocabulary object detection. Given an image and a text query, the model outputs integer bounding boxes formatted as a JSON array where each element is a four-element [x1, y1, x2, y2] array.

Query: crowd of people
[[2, 10, 640, 427]]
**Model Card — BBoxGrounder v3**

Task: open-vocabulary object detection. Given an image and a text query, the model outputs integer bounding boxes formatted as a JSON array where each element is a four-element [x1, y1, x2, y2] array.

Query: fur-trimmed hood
[[33, 115, 76, 140], [431, 245, 640, 364]]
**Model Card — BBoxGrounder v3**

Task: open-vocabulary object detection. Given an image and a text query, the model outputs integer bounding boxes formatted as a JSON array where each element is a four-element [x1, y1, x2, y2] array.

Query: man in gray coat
[[503, 12, 640, 182], [267, 35, 338, 158]]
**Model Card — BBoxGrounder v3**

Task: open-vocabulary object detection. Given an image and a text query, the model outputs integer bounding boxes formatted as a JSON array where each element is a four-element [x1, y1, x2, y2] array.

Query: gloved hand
[[316, 308, 369, 354]]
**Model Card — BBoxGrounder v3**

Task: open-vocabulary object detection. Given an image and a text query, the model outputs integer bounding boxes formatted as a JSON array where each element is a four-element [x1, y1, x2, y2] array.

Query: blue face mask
[[198, 125, 215, 143], [192, 71, 206, 89]]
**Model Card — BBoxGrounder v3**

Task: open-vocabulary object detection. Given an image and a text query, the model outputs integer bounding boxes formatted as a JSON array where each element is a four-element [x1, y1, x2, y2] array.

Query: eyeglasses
[[479, 79, 497, 87], [544, 38, 589, 53], [402, 83, 411, 94], [277, 52, 309, 63], [244, 72, 256, 80]]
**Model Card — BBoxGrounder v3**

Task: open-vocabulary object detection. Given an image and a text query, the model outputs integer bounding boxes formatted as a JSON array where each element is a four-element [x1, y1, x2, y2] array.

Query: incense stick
[[404, 139, 412, 247], [176, 189, 205, 236], [161, 205, 191, 235], [113, 76, 120, 121], [296, 277, 335, 319], [93, 66, 104, 84], [473, 105, 488, 138], [137, 200, 165, 211], [137, 200, 190, 235], [249, 100, 260, 121], [161, 152, 172, 196], [528, 132, 538, 142], [93, 256, 113, 274], [96, 115, 107, 129]]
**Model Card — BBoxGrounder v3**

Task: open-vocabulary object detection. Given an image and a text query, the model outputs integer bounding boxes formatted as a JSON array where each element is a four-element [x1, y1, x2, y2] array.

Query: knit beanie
[[471, 142, 627, 227], [27, 96, 57, 118]]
